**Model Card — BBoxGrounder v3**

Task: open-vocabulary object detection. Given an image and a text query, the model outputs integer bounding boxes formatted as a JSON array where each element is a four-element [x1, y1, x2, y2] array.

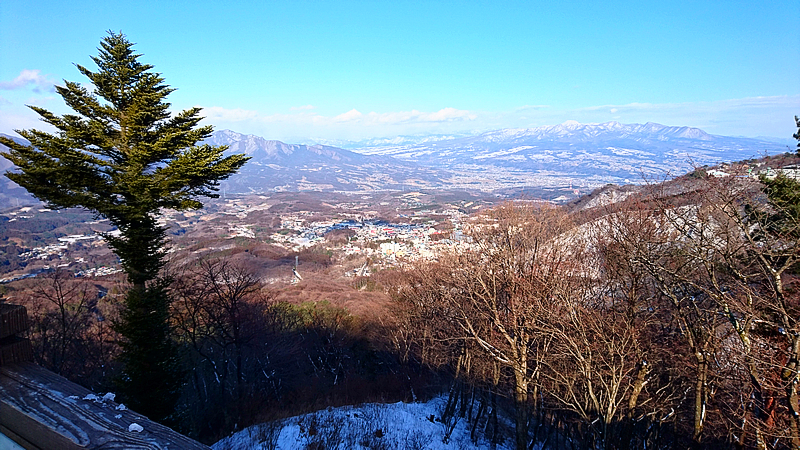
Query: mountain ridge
[[0, 121, 791, 209], [201, 129, 446, 194], [349, 120, 787, 187], [206, 130, 359, 162], [476, 121, 712, 142]]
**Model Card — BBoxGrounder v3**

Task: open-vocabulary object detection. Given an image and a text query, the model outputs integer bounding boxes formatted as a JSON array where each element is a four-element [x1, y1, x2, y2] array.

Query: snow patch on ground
[[213, 396, 516, 450], [472, 146, 534, 160]]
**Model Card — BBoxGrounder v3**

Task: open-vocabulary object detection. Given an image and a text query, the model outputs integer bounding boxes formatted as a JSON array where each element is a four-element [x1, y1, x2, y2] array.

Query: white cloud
[[413, 107, 477, 122], [200, 106, 259, 122], [514, 105, 550, 112], [0, 70, 56, 93], [333, 109, 363, 123], [330, 108, 477, 125], [163, 96, 800, 142], [194, 105, 481, 141]]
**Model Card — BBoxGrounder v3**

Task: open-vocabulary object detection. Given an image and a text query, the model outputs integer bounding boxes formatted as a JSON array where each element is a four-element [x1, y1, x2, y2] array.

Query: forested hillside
[[3, 148, 799, 449]]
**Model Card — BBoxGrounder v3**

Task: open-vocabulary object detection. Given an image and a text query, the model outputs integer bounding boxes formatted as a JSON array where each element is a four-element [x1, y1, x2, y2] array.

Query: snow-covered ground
[[213, 396, 518, 450]]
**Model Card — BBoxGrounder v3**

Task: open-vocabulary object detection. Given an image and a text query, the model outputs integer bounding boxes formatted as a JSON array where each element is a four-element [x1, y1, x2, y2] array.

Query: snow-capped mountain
[[351, 121, 787, 184], [205, 129, 373, 164], [0, 122, 792, 207]]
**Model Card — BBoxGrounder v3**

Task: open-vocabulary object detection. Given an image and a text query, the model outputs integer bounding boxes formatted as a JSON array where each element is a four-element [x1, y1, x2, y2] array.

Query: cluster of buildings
[[1, 208, 121, 282], [1, 193, 486, 284], [703, 162, 800, 180], [75, 266, 123, 277], [268, 207, 471, 267]]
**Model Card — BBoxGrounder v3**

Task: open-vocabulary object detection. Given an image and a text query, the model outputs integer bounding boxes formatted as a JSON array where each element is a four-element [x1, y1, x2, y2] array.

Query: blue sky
[[1, 0, 798, 142]]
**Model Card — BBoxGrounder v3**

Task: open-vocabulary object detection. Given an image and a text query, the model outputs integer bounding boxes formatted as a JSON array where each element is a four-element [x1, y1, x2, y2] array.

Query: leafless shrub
[[250, 420, 282, 450]]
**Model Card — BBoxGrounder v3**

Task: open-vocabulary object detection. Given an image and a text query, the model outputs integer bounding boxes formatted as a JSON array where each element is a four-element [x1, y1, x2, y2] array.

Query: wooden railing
[[0, 303, 209, 449]]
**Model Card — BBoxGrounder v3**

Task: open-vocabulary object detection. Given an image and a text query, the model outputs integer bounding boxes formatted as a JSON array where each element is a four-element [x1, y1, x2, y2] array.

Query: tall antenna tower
[[292, 255, 302, 284]]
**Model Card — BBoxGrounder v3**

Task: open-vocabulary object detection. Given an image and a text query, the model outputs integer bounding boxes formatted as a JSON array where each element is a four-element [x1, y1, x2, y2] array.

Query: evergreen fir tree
[[0, 31, 249, 423], [761, 116, 800, 225], [751, 116, 800, 273], [795, 116, 800, 155]]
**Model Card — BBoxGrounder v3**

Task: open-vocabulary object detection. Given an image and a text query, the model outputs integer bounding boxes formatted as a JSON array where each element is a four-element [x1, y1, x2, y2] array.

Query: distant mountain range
[[0, 122, 791, 209], [352, 121, 790, 185], [203, 130, 446, 194], [0, 134, 38, 208]]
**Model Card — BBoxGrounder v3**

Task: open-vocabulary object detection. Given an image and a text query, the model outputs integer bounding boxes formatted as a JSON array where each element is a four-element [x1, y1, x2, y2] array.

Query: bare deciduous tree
[[172, 258, 271, 430], [28, 269, 98, 377], [394, 203, 581, 450]]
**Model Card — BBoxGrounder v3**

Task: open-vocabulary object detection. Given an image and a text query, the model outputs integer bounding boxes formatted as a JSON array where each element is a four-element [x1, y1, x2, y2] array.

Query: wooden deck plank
[[0, 362, 209, 449]]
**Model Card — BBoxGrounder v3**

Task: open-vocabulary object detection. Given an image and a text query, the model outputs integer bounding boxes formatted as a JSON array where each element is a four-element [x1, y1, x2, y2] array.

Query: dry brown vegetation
[[387, 163, 800, 449], [3, 164, 800, 448]]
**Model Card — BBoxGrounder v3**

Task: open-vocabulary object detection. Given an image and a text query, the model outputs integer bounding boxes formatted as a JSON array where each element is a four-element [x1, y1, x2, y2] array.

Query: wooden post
[[0, 304, 32, 366]]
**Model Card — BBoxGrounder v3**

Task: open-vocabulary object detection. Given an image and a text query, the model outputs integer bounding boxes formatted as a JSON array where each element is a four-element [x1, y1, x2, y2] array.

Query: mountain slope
[[204, 130, 447, 193], [353, 121, 788, 185], [0, 134, 40, 209], [212, 396, 514, 450]]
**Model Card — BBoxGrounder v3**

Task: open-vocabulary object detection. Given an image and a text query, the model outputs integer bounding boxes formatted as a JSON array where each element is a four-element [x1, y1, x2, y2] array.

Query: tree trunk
[[693, 354, 707, 445], [624, 361, 648, 447], [785, 336, 800, 449], [490, 362, 500, 450], [514, 368, 529, 450]]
